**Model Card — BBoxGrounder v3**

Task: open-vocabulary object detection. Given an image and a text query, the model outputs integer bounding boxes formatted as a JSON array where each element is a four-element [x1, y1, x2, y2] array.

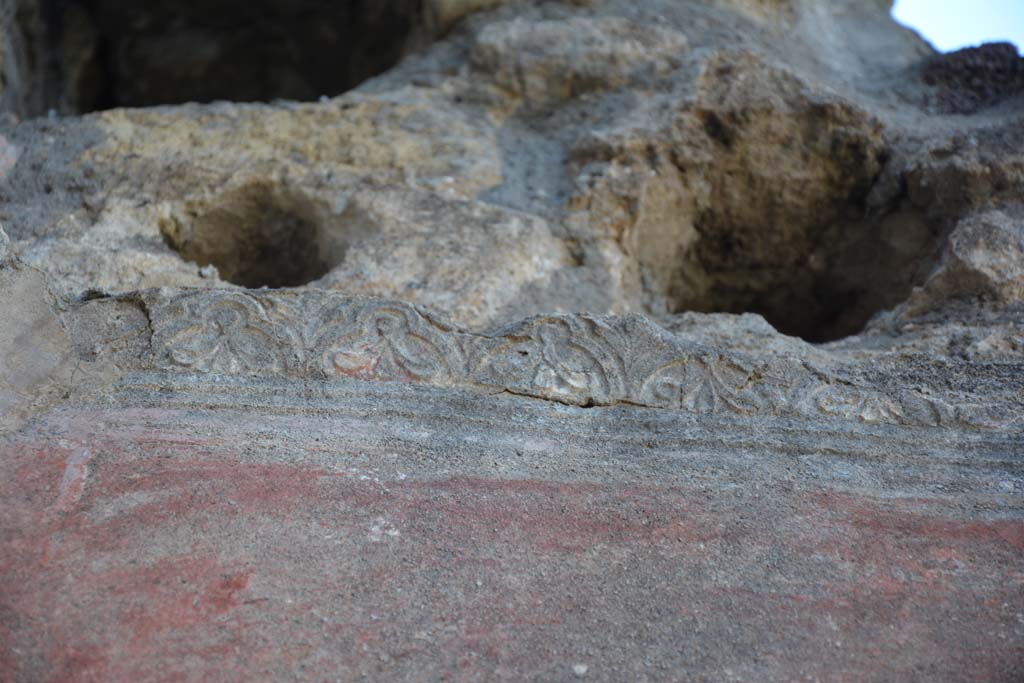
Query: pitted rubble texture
[[0, 0, 1021, 347], [1, 0, 1023, 681]]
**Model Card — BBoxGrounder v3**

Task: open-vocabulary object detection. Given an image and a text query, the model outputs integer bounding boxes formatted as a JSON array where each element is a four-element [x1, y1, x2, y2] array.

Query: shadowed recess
[[158, 183, 354, 289], [653, 102, 946, 343], [47, 0, 427, 112]]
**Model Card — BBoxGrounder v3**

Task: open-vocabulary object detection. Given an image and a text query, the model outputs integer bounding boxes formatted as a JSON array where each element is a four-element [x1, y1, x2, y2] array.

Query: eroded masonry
[[1, 0, 1022, 681]]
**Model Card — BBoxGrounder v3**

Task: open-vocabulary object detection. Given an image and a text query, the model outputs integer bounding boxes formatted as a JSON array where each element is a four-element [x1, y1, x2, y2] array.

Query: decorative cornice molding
[[107, 288, 1020, 429]]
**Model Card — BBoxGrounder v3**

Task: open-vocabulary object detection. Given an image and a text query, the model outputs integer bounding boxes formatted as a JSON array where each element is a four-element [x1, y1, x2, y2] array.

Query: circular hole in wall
[[159, 183, 348, 289]]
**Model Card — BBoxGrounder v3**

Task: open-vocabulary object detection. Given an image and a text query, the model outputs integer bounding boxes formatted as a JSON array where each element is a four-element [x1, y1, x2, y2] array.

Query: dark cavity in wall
[[671, 197, 945, 343], [43, 0, 427, 113], [158, 182, 354, 289], [636, 92, 949, 343]]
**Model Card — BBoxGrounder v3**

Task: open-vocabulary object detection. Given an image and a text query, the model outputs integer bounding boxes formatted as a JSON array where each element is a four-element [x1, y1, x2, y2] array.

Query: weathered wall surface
[[2, 389, 1021, 680], [1, 0, 1022, 681], [0, 0, 1021, 346]]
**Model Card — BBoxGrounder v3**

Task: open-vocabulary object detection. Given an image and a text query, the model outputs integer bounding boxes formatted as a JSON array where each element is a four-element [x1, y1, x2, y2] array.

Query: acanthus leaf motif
[[312, 302, 461, 383], [142, 289, 1014, 429], [155, 291, 285, 374], [469, 317, 626, 406], [639, 353, 765, 414]]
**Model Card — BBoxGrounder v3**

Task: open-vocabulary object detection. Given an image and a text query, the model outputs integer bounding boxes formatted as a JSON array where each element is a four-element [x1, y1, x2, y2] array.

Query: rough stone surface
[[2, 391, 1021, 681], [1, 0, 1022, 680], [1, 0, 1021, 343], [0, 261, 77, 434]]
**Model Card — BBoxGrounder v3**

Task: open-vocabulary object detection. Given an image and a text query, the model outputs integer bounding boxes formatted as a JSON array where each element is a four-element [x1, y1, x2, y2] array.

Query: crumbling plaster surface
[[0, 0, 1020, 344]]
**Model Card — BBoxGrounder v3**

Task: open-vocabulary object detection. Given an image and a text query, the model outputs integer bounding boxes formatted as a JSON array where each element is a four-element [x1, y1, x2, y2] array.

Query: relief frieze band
[[131, 288, 1018, 429]]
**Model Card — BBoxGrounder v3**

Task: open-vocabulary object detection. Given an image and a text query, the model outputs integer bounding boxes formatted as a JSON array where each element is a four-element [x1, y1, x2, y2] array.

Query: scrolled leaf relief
[[153, 292, 286, 374], [140, 288, 1015, 428], [639, 354, 769, 414], [469, 317, 627, 406], [314, 304, 461, 382]]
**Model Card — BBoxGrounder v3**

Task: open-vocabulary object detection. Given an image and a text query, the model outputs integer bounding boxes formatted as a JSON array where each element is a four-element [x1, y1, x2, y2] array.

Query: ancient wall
[[1, 1, 1022, 680]]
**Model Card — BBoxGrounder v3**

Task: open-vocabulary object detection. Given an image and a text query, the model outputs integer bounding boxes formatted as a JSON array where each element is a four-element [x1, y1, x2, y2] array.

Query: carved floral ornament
[[158, 292, 283, 374], [146, 289, 1013, 429]]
